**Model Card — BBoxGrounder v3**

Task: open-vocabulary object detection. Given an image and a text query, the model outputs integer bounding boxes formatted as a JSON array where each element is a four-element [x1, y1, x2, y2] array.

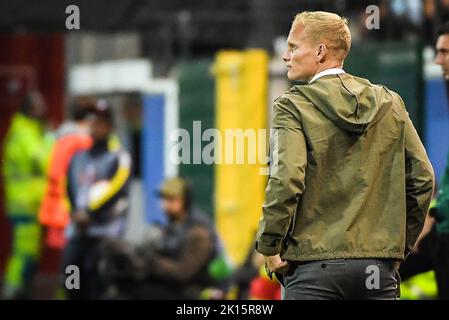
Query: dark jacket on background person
[[94, 210, 225, 300], [148, 210, 220, 298], [256, 73, 435, 262], [94, 204, 235, 300]]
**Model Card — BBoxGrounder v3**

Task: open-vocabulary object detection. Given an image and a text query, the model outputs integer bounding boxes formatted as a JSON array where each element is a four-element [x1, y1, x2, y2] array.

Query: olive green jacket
[[256, 73, 435, 261]]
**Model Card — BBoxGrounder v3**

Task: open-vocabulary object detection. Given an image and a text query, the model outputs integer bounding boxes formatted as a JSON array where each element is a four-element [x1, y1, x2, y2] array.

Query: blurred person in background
[[248, 263, 281, 300], [92, 177, 232, 300], [1, 91, 53, 299], [140, 177, 230, 300], [230, 240, 281, 300], [439, 0, 449, 25], [256, 11, 434, 300], [424, 0, 438, 46], [238, 248, 281, 300], [39, 99, 94, 250], [436, 22, 449, 98], [61, 100, 131, 300], [359, 0, 419, 41], [399, 22, 449, 300], [230, 245, 265, 300]]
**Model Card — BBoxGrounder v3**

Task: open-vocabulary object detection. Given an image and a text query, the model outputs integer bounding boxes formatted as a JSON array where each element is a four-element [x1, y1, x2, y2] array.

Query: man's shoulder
[[272, 87, 316, 121], [345, 73, 403, 98], [189, 209, 213, 225], [100, 146, 131, 164], [186, 213, 215, 240], [342, 73, 408, 109], [69, 148, 90, 167], [109, 147, 131, 156], [274, 87, 312, 109]]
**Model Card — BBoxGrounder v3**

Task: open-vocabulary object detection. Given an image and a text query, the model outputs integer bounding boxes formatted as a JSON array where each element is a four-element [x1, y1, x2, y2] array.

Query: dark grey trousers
[[278, 259, 400, 300]]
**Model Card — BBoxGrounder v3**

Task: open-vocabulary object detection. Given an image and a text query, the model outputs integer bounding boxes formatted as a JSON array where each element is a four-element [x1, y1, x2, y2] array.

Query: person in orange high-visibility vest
[[39, 101, 94, 249]]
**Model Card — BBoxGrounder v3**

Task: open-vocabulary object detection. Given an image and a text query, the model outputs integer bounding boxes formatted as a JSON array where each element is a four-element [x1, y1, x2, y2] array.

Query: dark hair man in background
[[140, 177, 228, 300], [398, 21, 449, 300], [61, 100, 131, 300]]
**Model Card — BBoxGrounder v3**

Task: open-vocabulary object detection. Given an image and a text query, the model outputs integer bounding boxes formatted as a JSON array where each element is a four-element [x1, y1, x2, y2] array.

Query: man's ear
[[316, 44, 327, 62]]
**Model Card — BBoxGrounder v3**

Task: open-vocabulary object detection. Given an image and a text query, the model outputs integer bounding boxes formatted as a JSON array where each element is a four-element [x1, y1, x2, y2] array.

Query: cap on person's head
[[92, 99, 114, 123], [158, 177, 188, 199]]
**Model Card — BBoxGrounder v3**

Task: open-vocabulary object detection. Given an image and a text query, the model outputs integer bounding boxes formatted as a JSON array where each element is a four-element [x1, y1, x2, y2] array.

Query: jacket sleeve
[[87, 150, 132, 214], [255, 97, 307, 256], [404, 110, 435, 257], [66, 154, 79, 214]]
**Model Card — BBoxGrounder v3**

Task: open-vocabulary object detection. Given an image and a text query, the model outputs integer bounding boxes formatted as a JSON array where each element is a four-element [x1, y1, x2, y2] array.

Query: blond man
[[255, 11, 435, 300]]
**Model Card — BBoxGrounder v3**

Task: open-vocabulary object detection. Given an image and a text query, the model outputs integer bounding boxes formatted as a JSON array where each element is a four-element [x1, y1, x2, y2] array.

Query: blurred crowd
[[0, 94, 283, 300], [338, 0, 449, 46]]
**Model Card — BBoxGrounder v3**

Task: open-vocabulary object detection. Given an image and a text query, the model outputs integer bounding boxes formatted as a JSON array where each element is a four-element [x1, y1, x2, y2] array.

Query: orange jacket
[[39, 133, 93, 228]]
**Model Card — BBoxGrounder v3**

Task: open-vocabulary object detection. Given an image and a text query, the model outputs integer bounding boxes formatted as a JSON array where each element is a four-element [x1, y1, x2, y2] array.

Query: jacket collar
[[309, 68, 345, 84]]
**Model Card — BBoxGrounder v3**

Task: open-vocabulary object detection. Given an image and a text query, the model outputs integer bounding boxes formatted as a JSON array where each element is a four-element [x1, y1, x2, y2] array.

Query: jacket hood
[[292, 73, 394, 135]]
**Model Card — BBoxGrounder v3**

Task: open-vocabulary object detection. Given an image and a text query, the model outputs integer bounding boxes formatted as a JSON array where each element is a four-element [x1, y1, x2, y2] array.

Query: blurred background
[[0, 0, 448, 300]]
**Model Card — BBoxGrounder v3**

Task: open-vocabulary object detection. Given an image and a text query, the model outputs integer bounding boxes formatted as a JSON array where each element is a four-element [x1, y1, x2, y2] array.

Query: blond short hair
[[294, 11, 352, 61]]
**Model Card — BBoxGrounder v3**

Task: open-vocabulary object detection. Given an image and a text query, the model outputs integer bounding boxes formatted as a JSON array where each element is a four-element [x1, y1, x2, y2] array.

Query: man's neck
[[311, 62, 343, 78], [172, 211, 188, 224], [308, 64, 345, 84]]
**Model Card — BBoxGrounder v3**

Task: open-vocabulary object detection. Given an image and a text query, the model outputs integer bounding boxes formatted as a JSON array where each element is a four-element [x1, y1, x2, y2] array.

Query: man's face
[[282, 23, 319, 82], [29, 92, 47, 120], [90, 117, 112, 141], [161, 196, 185, 220], [436, 34, 449, 78]]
